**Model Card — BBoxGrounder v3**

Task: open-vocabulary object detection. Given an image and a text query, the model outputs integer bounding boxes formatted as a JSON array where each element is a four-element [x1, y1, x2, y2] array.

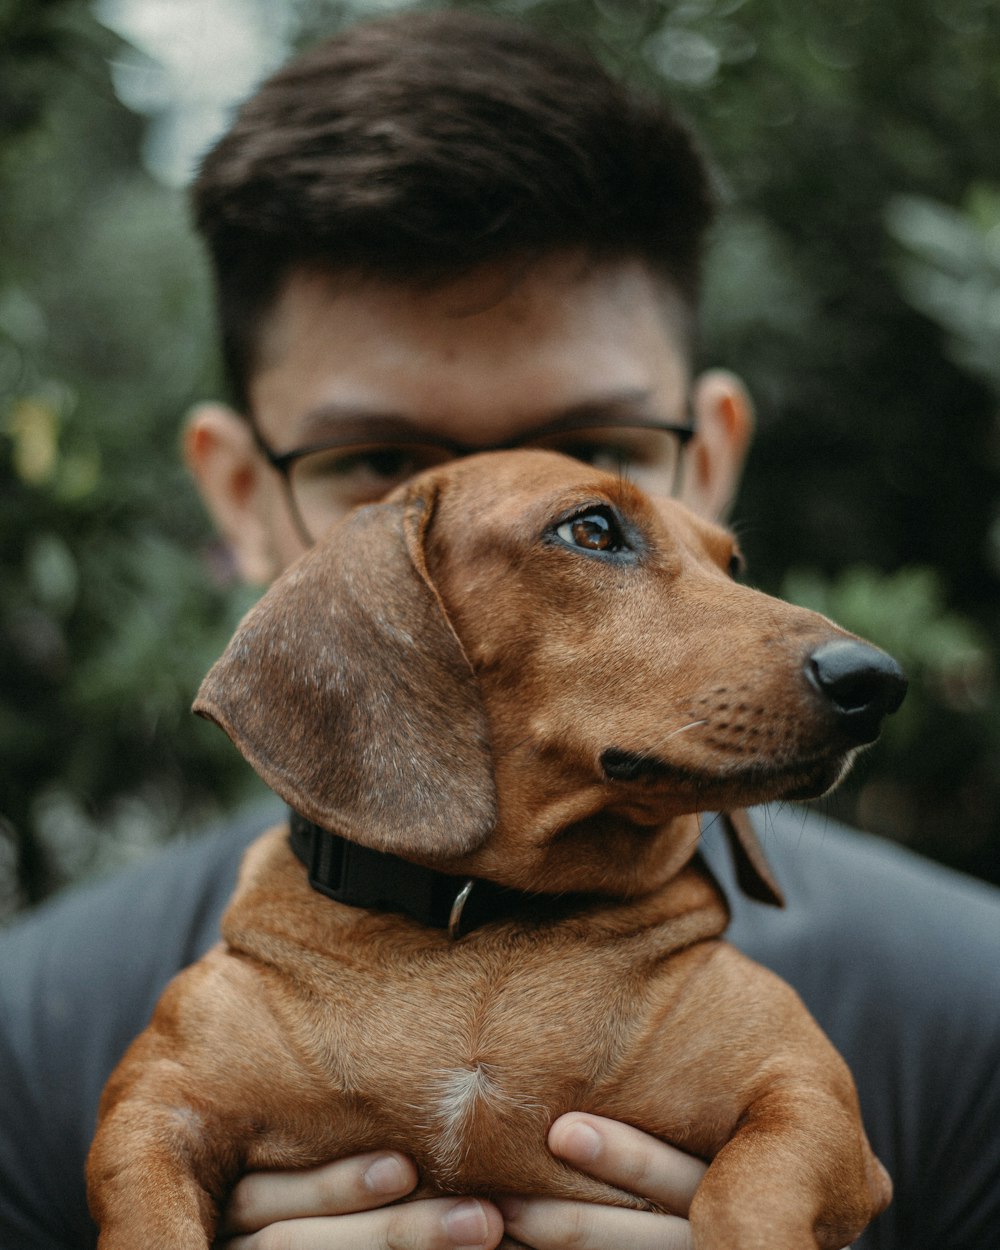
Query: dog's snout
[[806, 640, 908, 745]]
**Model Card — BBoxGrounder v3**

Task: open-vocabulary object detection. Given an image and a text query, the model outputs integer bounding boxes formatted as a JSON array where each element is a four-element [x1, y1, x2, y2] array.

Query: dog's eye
[[728, 551, 746, 581], [555, 508, 629, 554]]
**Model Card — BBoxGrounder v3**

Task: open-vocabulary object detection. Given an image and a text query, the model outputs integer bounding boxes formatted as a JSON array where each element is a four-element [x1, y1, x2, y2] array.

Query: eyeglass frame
[[251, 413, 696, 546]]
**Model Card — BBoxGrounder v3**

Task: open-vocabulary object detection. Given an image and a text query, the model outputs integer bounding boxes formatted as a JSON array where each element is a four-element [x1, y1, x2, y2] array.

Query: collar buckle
[[447, 879, 476, 940]]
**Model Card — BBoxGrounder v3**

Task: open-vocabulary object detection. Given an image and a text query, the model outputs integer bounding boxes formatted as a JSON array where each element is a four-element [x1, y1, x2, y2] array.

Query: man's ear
[[682, 369, 754, 522], [183, 403, 285, 585]]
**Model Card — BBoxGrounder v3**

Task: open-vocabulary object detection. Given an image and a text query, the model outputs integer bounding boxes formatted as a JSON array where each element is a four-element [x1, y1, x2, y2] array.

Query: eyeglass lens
[[287, 425, 685, 542]]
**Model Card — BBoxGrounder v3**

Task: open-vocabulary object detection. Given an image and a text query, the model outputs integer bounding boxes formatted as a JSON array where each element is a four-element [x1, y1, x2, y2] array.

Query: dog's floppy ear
[[194, 491, 497, 862], [721, 810, 785, 907]]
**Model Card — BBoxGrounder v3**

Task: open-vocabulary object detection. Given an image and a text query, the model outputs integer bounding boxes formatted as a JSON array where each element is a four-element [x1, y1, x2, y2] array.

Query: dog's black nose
[[806, 639, 908, 745]]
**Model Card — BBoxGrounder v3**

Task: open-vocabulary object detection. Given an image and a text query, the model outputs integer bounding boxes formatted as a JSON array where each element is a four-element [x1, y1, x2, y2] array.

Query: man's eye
[[527, 424, 686, 499], [555, 507, 630, 553], [292, 443, 451, 503], [302, 447, 418, 482]]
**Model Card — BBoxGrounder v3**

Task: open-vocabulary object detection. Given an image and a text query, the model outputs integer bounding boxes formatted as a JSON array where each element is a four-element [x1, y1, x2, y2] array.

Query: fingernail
[[362, 1154, 408, 1195], [563, 1119, 602, 1163], [443, 1198, 489, 1246]]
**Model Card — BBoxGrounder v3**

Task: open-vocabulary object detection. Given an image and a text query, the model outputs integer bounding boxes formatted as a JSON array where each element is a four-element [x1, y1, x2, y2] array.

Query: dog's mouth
[[599, 746, 853, 807]]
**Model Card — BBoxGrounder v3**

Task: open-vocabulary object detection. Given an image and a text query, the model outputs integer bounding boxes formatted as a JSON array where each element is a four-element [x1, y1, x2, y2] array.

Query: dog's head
[[195, 449, 905, 901]]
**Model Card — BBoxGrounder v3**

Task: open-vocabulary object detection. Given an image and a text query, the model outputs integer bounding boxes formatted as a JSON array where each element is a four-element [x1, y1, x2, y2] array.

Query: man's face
[[187, 251, 750, 582]]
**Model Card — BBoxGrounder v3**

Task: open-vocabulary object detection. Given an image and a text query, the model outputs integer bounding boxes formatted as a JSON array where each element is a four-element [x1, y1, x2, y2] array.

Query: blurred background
[[2, 0, 999, 922]]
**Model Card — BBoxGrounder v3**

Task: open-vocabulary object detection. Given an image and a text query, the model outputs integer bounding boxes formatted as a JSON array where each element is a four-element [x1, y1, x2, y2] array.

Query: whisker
[[641, 718, 709, 757], [492, 718, 708, 765], [491, 731, 537, 762], [660, 719, 707, 742]]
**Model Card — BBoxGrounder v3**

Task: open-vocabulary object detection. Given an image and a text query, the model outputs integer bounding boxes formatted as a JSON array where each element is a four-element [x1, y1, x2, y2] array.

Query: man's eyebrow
[[532, 389, 689, 432], [292, 405, 427, 446], [289, 388, 687, 448]]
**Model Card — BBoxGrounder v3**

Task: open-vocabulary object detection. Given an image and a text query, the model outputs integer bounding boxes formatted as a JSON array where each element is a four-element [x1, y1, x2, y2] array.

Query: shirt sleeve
[[700, 808, 1000, 1250], [0, 814, 266, 1248]]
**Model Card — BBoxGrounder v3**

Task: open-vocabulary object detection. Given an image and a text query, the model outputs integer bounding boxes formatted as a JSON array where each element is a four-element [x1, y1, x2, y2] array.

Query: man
[[2, 10, 998, 1249]]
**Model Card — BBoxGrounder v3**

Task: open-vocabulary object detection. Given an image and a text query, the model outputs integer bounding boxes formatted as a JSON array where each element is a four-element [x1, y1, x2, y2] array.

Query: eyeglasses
[[252, 416, 694, 545]]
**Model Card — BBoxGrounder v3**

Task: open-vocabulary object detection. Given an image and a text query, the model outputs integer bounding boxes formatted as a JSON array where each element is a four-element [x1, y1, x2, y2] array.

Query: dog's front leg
[[599, 945, 890, 1249], [87, 948, 348, 1248], [688, 1080, 891, 1250], [88, 1099, 228, 1250]]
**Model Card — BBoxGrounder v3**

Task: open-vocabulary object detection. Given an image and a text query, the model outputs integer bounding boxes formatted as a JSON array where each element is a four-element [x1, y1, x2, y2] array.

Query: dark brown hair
[[192, 9, 715, 410]]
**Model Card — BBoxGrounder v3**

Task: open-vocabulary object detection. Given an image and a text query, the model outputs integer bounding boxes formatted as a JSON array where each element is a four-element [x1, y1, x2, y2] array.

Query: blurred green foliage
[[2, 0, 999, 919], [0, 0, 264, 914]]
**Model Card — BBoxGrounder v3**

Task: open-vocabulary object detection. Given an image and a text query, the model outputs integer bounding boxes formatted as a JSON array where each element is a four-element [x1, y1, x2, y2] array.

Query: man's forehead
[[247, 252, 693, 450], [253, 252, 690, 371]]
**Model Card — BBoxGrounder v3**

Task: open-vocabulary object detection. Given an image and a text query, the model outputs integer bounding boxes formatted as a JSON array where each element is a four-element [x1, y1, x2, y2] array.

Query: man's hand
[[501, 1113, 705, 1249], [217, 1153, 504, 1250], [217, 1114, 705, 1249]]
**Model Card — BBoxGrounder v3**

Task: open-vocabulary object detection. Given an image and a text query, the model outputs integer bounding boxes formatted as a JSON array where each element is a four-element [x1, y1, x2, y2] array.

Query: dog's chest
[[277, 923, 659, 1186], [226, 843, 728, 1189]]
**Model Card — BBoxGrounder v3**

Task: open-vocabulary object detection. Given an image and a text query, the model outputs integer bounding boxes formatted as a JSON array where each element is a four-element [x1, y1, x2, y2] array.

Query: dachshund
[[87, 448, 905, 1248]]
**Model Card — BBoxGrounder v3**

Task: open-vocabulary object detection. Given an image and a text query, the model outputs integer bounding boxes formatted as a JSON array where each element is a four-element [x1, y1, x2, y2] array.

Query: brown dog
[[87, 449, 904, 1249]]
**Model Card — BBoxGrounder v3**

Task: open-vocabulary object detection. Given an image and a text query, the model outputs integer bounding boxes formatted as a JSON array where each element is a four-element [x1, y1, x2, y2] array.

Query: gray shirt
[[1, 806, 998, 1248]]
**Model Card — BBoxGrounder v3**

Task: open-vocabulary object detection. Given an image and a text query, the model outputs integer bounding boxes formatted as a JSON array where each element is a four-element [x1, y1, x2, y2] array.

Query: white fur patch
[[428, 1063, 515, 1178]]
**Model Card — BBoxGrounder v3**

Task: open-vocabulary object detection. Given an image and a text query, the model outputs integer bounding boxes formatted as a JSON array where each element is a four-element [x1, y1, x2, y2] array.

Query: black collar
[[288, 810, 589, 939]]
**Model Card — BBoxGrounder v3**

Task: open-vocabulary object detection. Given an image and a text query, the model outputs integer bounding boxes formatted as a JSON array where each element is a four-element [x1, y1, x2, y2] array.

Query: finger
[[548, 1113, 707, 1217], [220, 1152, 418, 1234], [221, 1196, 504, 1250], [498, 1195, 692, 1250]]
